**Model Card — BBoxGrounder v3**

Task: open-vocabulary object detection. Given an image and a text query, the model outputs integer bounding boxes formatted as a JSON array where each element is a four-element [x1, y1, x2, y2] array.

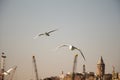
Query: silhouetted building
[[64, 72, 72, 80], [118, 73, 120, 80], [43, 55, 120, 80], [96, 56, 105, 80], [86, 72, 95, 80], [103, 74, 112, 80], [112, 66, 116, 80], [112, 66, 120, 80], [74, 73, 85, 80], [59, 71, 65, 80], [44, 76, 60, 80]]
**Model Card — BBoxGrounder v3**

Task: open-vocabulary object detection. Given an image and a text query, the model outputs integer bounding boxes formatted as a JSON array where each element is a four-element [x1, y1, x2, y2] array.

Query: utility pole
[[32, 56, 39, 80], [72, 54, 78, 80], [0, 52, 6, 80]]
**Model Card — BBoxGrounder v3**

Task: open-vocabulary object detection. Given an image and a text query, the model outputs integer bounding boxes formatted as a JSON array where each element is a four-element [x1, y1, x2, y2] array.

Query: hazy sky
[[0, 0, 120, 80]]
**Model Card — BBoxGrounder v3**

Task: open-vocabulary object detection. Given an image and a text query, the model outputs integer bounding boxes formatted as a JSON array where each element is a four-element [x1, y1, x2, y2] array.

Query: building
[[103, 74, 112, 80], [86, 72, 95, 80], [96, 56, 105, 80]]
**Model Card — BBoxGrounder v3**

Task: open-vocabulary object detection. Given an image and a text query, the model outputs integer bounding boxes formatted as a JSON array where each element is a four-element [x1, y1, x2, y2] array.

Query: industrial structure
[[0, 52, 120, 80], [0, 53, 17, 80], [0, 53, 6, 80], [58, 56, 120, 80], [32, 56, 39, 80], [8, 66, 17, 80], [72, 54, 78, 80]]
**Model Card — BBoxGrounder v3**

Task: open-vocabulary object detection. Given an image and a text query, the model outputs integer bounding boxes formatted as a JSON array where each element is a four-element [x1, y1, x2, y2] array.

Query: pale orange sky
[[0, 0, 120, 80]]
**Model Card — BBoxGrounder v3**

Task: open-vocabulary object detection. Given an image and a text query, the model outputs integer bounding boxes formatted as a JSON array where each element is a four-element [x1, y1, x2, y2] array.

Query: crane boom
[[73, 54, 78, 74], [8, 66, 17, 80], [72, 54, 78, 80], [32, 56, 39, 80]]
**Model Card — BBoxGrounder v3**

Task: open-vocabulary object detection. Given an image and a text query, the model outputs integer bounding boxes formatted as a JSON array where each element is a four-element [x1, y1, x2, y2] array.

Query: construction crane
[[8, 66, 17, 80], [0, 52, 6, 80], [32, 56, 39, 80], [72, 54, 78, 80], [0, 53, 17, 80]]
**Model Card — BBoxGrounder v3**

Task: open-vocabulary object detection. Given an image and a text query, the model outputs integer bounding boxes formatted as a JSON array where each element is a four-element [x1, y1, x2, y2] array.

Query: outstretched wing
[[58, 45, 69, 48], [47, 29, 58, 34], [76, 48, 86, 61], [33, 35, 38, 39], [38, 33, 44, 36], [33, 33, 44, 39], [56, 44, 69, 50]]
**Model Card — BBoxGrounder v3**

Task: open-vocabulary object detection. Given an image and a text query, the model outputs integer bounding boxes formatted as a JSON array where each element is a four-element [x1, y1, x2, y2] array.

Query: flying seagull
[[33, 29, 58, 39], [58, 44, 86, 61]]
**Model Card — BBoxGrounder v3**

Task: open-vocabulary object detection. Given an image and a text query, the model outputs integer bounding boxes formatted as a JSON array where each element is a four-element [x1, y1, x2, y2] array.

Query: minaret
[[96, 56, 105, 80], [112, 66, 115, 80], [83, 64, 86, 74]]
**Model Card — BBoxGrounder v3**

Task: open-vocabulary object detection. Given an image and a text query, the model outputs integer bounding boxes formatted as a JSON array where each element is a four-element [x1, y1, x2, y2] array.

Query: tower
[[96, 56, 105, 80], [112, 66, 115, 80], [83, 64, 86, 74]]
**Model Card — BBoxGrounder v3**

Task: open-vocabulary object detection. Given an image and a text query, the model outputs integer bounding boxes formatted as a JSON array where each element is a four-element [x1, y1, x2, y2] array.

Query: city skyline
[[0, 0, 120, 80]]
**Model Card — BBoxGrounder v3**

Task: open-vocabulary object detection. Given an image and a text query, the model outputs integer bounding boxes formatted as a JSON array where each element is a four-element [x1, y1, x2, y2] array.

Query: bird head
[[45, 32, 50, 36], [69, 45, 75, 50]]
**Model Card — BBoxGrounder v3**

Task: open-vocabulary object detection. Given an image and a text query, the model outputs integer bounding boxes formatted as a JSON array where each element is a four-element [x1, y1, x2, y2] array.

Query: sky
[[0, 0, 120, 80]]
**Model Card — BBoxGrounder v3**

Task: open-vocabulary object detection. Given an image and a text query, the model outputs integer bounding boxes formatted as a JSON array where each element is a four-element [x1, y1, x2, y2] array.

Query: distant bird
[[33, 29, 58, 39], [57, 44, 86, 61]]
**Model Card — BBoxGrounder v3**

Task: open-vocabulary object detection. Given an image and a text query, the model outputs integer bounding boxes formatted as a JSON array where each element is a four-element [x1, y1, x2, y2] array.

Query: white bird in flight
[[57, 44, 86, 61], [33, 29, 58, 39]]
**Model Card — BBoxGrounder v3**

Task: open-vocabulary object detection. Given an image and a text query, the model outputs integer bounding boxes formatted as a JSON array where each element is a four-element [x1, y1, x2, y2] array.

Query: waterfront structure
[[96, 56, 105, 80]]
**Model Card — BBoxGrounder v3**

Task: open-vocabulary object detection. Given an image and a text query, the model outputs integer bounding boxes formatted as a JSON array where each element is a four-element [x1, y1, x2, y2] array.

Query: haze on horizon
[[0, 0, 120, 80]]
